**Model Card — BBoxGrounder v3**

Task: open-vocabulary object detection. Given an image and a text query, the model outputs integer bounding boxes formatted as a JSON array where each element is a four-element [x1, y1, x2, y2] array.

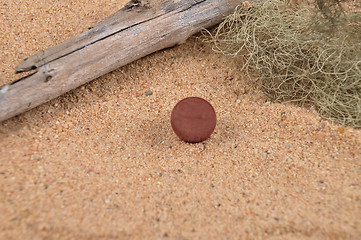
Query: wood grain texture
[[0, 0, 242, 122]]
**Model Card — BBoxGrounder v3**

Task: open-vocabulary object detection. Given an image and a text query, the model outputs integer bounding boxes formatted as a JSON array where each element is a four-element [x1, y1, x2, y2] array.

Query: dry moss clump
[[209, 0, 361, 128]]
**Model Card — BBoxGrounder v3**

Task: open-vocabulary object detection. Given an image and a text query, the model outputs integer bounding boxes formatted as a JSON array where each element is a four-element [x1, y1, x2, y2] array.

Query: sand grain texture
[[1, 1, 361, 239]]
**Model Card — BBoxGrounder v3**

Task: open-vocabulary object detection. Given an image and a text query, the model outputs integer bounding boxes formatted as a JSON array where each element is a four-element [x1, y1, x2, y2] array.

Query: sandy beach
[[1, 0, 361, 239]]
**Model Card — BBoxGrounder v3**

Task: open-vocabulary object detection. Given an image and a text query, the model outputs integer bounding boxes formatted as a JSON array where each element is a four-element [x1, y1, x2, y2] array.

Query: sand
[[1, 0, 361, 239]]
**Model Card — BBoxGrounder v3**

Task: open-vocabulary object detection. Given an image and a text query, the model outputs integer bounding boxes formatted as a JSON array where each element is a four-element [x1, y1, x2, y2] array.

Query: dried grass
[[207, 0, 361, 128]]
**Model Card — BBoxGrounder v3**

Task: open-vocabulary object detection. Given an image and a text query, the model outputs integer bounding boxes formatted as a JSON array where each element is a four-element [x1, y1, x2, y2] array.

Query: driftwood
[[0, 0, 242, 122]]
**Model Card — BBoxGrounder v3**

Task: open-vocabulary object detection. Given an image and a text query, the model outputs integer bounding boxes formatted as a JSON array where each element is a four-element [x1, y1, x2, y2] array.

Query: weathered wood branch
[[0, 0, 242, 122]]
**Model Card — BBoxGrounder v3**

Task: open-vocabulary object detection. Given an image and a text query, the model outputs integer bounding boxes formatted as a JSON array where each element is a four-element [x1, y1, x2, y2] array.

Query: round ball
[[171, 97, 216, 143]]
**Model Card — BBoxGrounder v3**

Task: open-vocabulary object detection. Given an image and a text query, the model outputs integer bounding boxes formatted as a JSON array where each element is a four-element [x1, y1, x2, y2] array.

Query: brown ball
[[171, 97, 216, 143]]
